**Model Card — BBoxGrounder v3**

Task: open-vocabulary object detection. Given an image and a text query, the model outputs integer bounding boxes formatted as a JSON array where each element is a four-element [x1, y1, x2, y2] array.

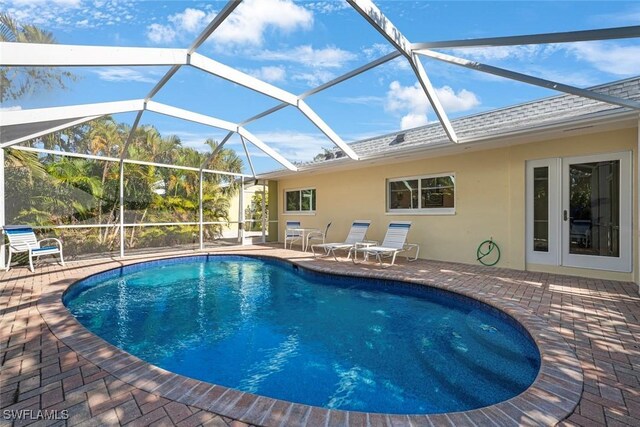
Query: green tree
[[245, 192, 268, 231], [0, 13, 75, 102]]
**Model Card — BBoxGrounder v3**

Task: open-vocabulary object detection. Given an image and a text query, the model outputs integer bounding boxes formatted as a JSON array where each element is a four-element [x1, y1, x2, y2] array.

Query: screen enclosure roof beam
[[412, 25, 640, 50], [0, 42, 188, 66], [416, 49, 640, 111], [1, 116, 100, 148], [1, 100, 297, 171], [347, 0, 458, 143], [239, 51, 402, 127], [10, 145, 251, 177]]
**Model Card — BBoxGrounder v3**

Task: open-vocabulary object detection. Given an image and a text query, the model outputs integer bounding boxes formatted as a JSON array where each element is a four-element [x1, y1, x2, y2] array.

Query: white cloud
[[363, 43, 395, 60], [12, 0, 81, 6], [211, 0, 313, 46], [400, 113, 428, 130], [305, 1, 351, 14], [449, 45, 553, 62], [386, 81, 480, 130], [333, 95, 385, 106], [92, 67, 157, 83], [146, 7, 216, 45], [169, 8, 215, 33], [435, 86, 481, 112], [567, 42, 640, 76], [146, 23, 177, 44], [244, 131, 332, 161], [256, 45, 356, 68], [291, 69, 336, 87], [5, 0, 136, 29], [249, 66, 287, 83], [592, 7, 640, 26], [147, 0, 312, 47]]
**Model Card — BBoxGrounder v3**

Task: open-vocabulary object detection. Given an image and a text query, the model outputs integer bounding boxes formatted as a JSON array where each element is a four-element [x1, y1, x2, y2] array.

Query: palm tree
[[0, 13, 75, 102], [88, 117, 122, 240]]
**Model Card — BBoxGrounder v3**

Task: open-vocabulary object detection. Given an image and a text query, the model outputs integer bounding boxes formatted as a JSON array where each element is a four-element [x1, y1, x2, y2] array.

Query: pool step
[[464, 309, 539, 364]]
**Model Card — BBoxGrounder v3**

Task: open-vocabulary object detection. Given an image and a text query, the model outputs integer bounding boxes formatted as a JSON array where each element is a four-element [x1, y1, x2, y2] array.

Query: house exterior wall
[[277, 127, 638, 282]]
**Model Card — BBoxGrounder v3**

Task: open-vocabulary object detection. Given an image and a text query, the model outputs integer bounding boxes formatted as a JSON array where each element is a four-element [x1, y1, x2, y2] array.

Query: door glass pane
[[533, 167, 549, 252], [388, 180, 419, 209], [569, 160, 620, 257]]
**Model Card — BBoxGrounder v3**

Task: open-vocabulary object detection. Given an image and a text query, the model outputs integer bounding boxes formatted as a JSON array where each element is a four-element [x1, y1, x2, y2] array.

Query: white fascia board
[[297, 100, 359, 160], [1, 100, 145, 126], [145, 101, 237, 132], [189, 53, 299, 105], [1, 116, 101, 148], [237, 127, 298, 171], [416, 49, 640, 111], [0, 42, 187, 66]]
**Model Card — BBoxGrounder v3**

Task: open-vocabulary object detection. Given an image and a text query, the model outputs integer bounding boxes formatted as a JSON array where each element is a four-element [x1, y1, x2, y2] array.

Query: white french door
[[526, 151, 632, 272]]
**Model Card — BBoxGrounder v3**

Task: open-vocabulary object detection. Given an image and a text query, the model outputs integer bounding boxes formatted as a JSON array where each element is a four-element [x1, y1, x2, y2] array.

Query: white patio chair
[[352, 221, 418, 268], [305, 222, 332, 251], [5, 227, 65, 272], [311, 220, 371, 260], [284, 220, 302, 249]]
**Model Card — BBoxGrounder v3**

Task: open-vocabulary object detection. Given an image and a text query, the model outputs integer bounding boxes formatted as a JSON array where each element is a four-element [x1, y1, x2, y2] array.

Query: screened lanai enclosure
[[1, 0, 639, 268]]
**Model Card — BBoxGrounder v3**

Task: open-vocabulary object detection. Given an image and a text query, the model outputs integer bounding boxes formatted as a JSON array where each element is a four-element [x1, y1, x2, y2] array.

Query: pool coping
[[37, 252, 583, 426]]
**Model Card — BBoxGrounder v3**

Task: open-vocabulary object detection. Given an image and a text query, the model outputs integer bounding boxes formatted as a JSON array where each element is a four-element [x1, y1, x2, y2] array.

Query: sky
[[1, 0, 639, 174]]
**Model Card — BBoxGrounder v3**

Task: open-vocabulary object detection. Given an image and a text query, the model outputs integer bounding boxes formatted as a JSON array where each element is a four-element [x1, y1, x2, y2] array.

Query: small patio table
[[288, 227, 321, 252]]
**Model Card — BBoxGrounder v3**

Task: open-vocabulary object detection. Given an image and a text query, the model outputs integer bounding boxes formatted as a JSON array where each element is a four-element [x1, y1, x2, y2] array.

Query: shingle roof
[[307, 77, 640, 165]]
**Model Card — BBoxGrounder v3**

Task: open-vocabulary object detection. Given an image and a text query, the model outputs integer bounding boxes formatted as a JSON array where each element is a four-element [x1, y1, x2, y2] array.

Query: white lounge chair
[[305, 222, 331, 251], [311, 220, 371, 260], [4, 227, 65, 272], [284, 220, 302, 249], [352, 221, 419, 267]]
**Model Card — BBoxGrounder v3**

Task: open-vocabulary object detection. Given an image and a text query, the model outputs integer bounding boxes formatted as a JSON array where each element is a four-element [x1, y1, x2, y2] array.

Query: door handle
[[563, 210, 568, 221]]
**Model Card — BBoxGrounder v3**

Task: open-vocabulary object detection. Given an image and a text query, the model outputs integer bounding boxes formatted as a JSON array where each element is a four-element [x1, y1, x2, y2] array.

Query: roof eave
[[257, 108, 639, 180]]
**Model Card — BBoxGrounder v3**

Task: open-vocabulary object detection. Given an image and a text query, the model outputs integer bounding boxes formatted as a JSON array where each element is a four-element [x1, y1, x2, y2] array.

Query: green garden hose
[[477, 238, 500, 266]]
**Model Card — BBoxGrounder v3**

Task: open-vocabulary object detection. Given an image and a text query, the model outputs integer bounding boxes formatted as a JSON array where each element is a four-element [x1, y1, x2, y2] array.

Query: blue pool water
[[64, 255, 540, 414]]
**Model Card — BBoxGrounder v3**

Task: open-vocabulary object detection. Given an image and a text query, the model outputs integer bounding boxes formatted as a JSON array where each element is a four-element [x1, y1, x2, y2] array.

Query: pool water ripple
[[64, 255, 540, 414]]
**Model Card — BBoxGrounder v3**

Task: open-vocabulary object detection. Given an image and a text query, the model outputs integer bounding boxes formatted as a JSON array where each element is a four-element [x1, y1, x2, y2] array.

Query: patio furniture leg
[[60, 250, 65, 266], [6, 250, 11, 272], [28, 252, 34, 272]]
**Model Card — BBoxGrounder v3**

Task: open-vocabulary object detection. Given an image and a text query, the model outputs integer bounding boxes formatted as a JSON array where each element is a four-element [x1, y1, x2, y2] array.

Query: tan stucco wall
[[277, 127, 638, 282]]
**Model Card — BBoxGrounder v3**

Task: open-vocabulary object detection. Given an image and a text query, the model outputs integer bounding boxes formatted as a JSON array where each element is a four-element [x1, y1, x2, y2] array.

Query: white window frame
[[284, 187, 316, 214], [386, 173, 456, 215]]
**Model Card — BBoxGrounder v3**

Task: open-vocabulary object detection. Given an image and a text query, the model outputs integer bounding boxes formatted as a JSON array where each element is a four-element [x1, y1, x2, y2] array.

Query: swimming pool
[[63, 255, 540, 414]]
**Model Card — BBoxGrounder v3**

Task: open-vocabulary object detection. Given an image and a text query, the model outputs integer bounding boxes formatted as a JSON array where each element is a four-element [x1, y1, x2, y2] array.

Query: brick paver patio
[[1, 245, 639, 426]]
